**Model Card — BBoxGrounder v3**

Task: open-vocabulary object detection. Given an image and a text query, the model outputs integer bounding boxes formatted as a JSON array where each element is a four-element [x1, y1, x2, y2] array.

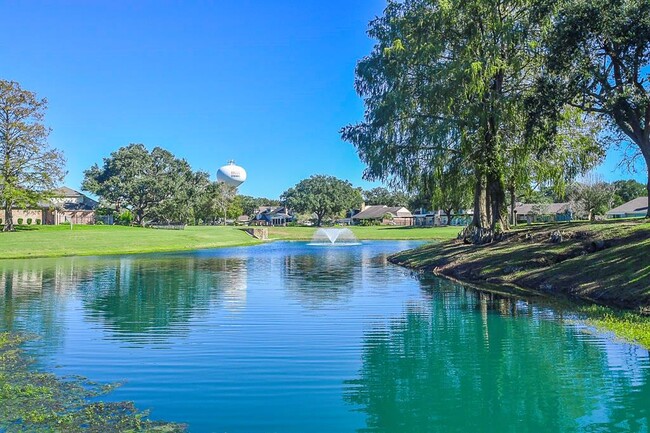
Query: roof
[[606, 197, 648, 215], [54, 186, 84, 198], [352, 205, 412, 219], [513, 203, 571, 215]]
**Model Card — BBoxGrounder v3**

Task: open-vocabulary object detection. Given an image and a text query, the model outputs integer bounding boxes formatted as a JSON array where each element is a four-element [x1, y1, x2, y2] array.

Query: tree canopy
[[342, 0, 607, 242], [533, 0, 650, 216], [82, 144, 223, 226], [282, 175, 362, 226], [0, 80, 65, 232]]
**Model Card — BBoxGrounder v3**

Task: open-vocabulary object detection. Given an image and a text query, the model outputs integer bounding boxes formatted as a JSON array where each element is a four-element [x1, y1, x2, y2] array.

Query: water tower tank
[[217, 160, 247, 187]]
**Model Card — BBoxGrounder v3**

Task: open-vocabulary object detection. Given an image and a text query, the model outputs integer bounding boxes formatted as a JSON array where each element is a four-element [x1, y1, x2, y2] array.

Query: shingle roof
[[513, 203, 571, 215], [606, 197, 648, 215], [352, 205, 412, 219]]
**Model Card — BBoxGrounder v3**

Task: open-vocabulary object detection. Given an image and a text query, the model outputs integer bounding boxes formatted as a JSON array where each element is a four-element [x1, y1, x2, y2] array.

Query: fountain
[[310, 228, 360, 246]]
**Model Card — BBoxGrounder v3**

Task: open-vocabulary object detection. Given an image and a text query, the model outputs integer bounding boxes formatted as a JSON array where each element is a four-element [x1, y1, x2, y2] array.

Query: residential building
[[513, 203, 573, 224], [413, 209, 474, 227], [251, 206, 295, 226], [1, 187, 99, 226], [351, 205, 414, 226], [606, 197, 648, 219]]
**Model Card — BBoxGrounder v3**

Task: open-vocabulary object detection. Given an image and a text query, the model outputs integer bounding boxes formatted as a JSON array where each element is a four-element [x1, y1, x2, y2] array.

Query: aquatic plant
[[0, 332, 186, 432]]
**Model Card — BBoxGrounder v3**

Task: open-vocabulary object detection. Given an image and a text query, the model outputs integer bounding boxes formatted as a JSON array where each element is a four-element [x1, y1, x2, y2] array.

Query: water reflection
[[81, 256, 247, 341], [282, 249, 359, 308], [345, 280, 650, 433], [0, 242, 648, 433]]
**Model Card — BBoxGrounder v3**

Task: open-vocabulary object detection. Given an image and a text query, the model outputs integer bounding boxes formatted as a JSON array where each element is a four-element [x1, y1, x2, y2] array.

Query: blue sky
[[1, 0, 645, 198]]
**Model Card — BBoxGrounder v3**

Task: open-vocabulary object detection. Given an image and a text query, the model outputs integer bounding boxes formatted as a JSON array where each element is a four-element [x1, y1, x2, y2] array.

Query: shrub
[[36, 219, 41, 225], [0, 218, 3, 224], [95, 220, 104, 225], [27, 218, 32, 225], [118, 210, 134, 226], [17, 218, 23, 225]]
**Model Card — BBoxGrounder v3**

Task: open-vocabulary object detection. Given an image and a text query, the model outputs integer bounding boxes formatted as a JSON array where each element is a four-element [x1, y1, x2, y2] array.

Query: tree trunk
[[509, 186, 516, 226], [645, 151, 650, 218], [316, 214, 323, 227], [445, 209, 452, 226], [3, 203, 13, 232]]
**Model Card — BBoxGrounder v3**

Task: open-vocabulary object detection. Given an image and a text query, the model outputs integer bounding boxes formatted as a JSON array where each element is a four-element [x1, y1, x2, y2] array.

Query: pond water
[[1, 241, 649, 432]]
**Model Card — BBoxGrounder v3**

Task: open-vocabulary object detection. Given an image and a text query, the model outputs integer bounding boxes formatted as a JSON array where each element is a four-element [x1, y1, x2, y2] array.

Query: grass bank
[[0, 225, 260, 259], [0, 224, 460, 259], [0, 332, 186, 432], [390, 219, 650, 347]]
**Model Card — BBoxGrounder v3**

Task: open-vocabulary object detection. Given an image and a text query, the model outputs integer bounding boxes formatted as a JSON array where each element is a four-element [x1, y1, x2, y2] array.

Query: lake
[[1, 241, 649, 432]]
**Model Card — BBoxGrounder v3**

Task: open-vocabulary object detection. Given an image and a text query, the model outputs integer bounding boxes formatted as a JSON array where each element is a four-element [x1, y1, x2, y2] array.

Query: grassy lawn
[[0, 225, 260, 259], [0, 224, 461, 259], [266, 225, 461, 240]]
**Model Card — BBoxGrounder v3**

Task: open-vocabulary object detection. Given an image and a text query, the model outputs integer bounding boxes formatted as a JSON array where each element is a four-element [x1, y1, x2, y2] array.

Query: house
[[513, 203, 573, 224], [1, 187, 99, 226], [413, 209, 474, 227], [606, 197, 648, 219], [351, 205, 414, 226], [251, 206, 295, 226]]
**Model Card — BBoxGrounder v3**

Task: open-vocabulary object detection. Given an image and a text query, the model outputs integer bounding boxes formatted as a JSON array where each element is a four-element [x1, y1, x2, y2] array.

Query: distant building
[[606, 197, 648, 219], [1, 187, 99, 226], [513, 203, 573, 224], [413, 209, 473, 227], [251, 206, 295, 226], [351, 205, 414, 226]]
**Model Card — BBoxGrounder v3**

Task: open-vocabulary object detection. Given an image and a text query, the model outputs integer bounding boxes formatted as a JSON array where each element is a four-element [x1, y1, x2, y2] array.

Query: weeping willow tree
[[342, 0, 558, 242]]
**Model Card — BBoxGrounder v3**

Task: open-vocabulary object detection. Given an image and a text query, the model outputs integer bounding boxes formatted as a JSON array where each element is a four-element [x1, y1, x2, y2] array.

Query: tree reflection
[[81, 256, 246, 341], [282, 250, 359, 308], [345, 287, 650, 433]]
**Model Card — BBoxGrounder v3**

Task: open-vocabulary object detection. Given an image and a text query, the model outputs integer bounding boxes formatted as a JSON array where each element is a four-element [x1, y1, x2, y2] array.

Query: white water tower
[[216, 160, 247, 187]]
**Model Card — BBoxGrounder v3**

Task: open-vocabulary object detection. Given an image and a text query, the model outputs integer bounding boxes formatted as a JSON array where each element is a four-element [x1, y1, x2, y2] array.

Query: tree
[[362, 187, 410, 207], [194, 181, 238, 224], [0, 80, 65, 232], [238, 195, 281, 217], [82, 144, 202, 226], [342, 0, 557, 243], [281, 175, 362, 226], [568, 175, 616, 221], [612, 179, 647, 205], [534, 0, 650, 217]]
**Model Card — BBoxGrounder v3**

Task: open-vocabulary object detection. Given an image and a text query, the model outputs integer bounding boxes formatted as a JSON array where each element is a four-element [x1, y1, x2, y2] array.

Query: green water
[[1, 241, 648, 432]]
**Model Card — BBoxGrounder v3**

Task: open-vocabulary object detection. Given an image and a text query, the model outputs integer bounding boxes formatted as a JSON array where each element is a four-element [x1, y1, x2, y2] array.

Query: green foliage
[[17, 218, 23, 225], [0, 80, 66, 232], [612, 180, 647, 206], [26, 218, 32, 225], [282, 175, 362, 226], [532, 0, 650, 216], [238, 195, 281, 217], [341, 0, 575, 237], [118, 210, 134, 226], [82, 144, 208, 226], [362, 187, 410, 207], [35, 219, 41, 225], [567, 175, 616, 220], [0, 333, 186, 432]]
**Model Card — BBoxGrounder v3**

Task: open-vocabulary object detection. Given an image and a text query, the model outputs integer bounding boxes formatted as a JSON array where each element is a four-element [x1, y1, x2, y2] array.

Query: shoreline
[[388, 219, 650, 348]]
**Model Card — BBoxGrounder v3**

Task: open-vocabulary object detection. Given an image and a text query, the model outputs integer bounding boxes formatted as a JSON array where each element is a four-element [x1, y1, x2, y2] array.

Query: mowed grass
[[0, 225, 260, 259], [266, 225, 461, 241], [0, 224, 461, 259]]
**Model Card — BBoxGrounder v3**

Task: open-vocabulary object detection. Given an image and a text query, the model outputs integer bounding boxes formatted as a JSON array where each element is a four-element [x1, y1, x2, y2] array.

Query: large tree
[[0, 80, 65, 232], [342, 0, 556, 243], [82, 144, 201, 226], [282, 175, 362, 226], [363, 187, 410, 207], [534, 0, 650, 216]]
